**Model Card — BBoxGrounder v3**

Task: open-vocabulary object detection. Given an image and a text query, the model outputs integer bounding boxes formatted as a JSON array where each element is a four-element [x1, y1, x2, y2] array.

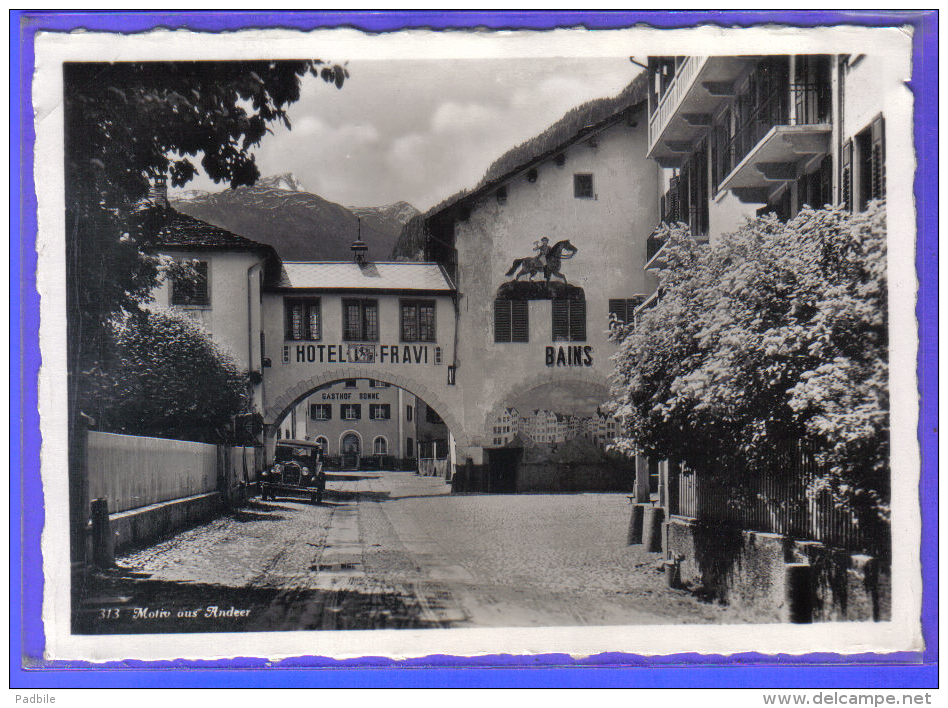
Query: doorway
[[342, 433, 361, 470], [486, 447, 521, 493]]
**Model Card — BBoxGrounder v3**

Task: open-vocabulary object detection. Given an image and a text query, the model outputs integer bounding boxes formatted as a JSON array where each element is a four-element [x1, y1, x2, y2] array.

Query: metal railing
[[724, 82, 828, 174], [674, 442, 885, 556]]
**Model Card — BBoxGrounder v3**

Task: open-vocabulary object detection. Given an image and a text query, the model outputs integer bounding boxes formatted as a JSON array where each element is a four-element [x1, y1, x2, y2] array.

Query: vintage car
[[259, 440, 326, 503]]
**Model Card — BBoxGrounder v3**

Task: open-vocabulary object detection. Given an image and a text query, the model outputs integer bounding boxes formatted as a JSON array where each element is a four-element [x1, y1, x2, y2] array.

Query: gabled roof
[[274, 261, 456, 293], [154, 208, 276, 254], [426, 72, 648, 222]]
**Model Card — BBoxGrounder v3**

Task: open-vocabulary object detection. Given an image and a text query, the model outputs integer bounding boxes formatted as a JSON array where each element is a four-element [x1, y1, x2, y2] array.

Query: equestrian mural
[[505, 238, 578, 284]]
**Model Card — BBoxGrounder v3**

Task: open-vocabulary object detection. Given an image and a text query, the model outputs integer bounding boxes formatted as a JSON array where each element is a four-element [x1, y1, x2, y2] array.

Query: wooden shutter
[[364, 300, 379, 341], [310, 404, 319, 421], [511, 300, 529, 342], [285, 300, 298, 340], [193, 261, 209, 304], [569, 300, 586, 342], [608, 299, 627, 325], [306, 300, 320, 340], [401, 302, 417, 341], [494, 299, 511, 342], [552, 299, 569, 341], [841, 138, 853, 211], [871, 115, 886, 201]]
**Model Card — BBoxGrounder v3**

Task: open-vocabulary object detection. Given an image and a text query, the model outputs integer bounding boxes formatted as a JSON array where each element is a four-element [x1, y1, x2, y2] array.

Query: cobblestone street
[[74, 470, 736, 633]]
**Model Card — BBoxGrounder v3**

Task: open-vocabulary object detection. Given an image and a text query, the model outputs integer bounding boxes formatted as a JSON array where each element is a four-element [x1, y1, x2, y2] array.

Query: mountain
[[347, 201, 420, 241], [170, 174, 418, 262]]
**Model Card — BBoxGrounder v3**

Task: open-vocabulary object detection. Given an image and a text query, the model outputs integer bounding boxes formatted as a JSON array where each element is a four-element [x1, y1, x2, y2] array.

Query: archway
[[264, 374, 463, 482]]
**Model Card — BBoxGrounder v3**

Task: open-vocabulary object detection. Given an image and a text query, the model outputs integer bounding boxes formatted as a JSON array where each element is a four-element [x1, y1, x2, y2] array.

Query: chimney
[[350, 217, 368, 266], [148, 175, 169, 209]]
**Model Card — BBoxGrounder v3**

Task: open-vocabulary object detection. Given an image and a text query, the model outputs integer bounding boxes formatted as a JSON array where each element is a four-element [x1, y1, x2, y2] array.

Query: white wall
[[152, 249, 266, 412], [451, 106, 660, 446]]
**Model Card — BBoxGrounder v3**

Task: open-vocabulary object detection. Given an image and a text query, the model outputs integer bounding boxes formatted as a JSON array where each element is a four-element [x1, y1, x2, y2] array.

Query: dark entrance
[[342, 433, 361, 470], [486, 447, 522, 493]]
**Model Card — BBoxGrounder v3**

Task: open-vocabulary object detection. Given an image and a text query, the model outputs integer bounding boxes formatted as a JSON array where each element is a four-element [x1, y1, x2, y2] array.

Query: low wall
[[110, 492, 223, 553], [516, 462, 633, 493], [88, 431, 219, 513], [451, 461, 632, 493], [665, 516, 890, 622]]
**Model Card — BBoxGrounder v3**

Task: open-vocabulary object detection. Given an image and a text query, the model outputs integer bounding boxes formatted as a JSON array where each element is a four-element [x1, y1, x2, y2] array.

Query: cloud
[[430, 101, 503, 134]]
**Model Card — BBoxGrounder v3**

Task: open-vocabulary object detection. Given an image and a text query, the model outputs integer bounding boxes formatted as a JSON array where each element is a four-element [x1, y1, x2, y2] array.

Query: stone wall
[[665, 515, 889, 622]]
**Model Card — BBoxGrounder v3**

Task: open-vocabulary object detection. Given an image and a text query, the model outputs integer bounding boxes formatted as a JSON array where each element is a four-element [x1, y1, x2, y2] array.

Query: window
[[494, 299, 529, 342], [373, 437, 388, 455], [406, 437, 414, 457], [400, 300, 436, 342], [344, 379, 358, 388], [574, 173, 594, 199], [844, 115, 885, 212], [552, 299, 586, 342], [343, 298, 379, 341], [171, 260, 209, 306], [310, 404, 332, 421], [369, 379, 390, 388], [284, 298, 321, 340], [406, 405, 413, 422], [315, 436, 329, 451], [341, 404, 362, 421], [608, 297, 645, 327], [370, 404, 391, 420]]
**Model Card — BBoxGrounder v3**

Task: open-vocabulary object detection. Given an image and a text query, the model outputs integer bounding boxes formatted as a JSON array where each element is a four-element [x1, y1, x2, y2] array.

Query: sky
[[173, 57, 641, 212]]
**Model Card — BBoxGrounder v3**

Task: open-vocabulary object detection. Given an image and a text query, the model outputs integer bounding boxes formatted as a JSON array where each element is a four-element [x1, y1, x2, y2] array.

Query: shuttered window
[[608, 297, 645, 327], [870, 114, 886, 201], [841, 138, 853, 212], [341, 404, 362, 421], [343, 299, 379, 341], [284, 298, 321, 340], [552, 299, 586, 342], [494, 299, 529, 342], [401, 300, 436, 342], [171, 260, 210, 306], [310, 404, 331, 421]]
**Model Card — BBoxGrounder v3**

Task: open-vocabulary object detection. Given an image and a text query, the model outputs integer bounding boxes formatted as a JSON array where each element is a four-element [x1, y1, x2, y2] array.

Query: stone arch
[[481, 369, 611, 443], [265, 366, 467, 448]]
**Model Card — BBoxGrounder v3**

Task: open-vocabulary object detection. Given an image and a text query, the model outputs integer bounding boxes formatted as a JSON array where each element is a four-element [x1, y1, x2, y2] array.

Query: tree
[[87, 308, 251, 443], [607, 203, 888, 531], [64, 60, 347, 428]]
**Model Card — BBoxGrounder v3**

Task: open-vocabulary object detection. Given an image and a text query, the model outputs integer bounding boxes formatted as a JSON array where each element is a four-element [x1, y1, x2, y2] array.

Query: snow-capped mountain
[[170, 174, 418, 262]]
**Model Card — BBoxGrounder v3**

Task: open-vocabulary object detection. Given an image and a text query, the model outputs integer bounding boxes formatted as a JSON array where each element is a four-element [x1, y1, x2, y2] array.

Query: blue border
[[11, 10, 937, 688]]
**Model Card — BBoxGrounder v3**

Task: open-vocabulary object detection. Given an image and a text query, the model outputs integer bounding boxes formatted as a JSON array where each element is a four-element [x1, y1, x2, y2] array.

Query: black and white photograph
[[34, 23, 921, 661]]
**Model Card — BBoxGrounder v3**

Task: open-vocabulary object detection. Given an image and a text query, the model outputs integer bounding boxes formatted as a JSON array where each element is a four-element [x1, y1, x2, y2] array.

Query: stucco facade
[[441, 103, 660, 460]]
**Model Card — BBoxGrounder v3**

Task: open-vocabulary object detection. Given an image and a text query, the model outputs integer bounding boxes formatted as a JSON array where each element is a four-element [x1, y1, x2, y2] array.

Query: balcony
[[717, 83, 831, 204], [647, 56, 755, 166]]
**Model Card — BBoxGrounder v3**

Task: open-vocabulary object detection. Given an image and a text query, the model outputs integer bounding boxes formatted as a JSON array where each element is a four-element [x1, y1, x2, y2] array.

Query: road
[[74, 470, 735, 634]]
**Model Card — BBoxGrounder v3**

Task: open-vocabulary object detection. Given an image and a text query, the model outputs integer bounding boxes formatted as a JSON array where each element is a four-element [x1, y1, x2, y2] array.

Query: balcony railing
[[723, 82, 828, 180], [647, 56, 707, 156]]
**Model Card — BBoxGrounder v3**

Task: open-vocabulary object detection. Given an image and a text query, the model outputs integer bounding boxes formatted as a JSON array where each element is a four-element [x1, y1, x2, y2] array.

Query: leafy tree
[[607, 203, 888, 532], [64, 60, 347, 430], [87, 308, 250, 443]]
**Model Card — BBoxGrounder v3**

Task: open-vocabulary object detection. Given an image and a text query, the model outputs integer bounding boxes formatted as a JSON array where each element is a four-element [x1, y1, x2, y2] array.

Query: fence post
[[69, 414, 93, 578], [90, 497, 114, 567]]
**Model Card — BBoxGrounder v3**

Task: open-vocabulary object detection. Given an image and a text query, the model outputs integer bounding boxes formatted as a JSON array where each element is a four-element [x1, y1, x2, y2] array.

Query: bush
[[607, 203, 888, 528], [85, 308, 251, 443]]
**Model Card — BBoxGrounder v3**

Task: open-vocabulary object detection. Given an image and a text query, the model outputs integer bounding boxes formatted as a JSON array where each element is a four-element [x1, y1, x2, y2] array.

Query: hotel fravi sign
[[283, 343, 442, 366]]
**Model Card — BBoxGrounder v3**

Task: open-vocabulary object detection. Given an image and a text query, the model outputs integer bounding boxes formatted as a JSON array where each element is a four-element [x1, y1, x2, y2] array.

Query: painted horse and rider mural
[[505, 237, 578, 284]]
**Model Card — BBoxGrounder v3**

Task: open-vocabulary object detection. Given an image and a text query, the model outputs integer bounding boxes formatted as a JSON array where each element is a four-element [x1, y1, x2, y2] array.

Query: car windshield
[[275, 444, 321, 467]]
